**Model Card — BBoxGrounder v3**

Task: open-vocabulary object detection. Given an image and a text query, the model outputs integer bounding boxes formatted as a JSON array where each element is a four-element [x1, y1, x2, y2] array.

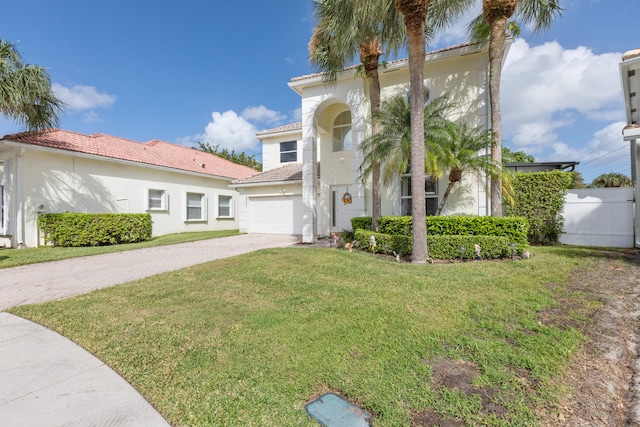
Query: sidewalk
[[0, 233, 299, 426]]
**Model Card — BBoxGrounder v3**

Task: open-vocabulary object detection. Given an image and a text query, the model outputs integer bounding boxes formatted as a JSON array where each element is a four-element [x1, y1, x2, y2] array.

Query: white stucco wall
[[6, 147, 240, 247]]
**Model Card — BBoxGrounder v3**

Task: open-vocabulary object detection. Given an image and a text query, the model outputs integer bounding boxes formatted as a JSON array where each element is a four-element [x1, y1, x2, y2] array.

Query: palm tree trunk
[[395, 0, 430, 263], [361, 42, 383, 232], [436, 181, 456, 216], [484, 0, 517, 217]]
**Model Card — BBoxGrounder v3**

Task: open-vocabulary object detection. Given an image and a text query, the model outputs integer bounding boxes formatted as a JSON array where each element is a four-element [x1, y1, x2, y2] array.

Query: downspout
[[16, 148, 24, 247]]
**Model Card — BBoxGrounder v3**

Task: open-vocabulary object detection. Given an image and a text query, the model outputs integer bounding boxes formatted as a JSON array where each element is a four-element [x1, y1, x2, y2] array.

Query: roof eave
[[623, 126, 640, 141], [230, 180, 303, 188]]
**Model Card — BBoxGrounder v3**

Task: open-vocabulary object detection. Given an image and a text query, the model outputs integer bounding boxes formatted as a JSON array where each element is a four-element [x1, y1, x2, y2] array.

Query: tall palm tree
[[394, 0, 474, 263], [469, 0, 562, 216], [309, 0, 406, 232], [0, 39, 63, 130], [430, 122, 505, 215]]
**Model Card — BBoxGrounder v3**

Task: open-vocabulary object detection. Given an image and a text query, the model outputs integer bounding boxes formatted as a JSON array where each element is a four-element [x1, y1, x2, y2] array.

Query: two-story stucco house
[[232, 42, 497, 242], [0, 129, 257, 248]]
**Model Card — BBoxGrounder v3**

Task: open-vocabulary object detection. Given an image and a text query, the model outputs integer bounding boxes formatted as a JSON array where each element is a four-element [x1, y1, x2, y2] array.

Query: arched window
[[332, 111, 352, 152]]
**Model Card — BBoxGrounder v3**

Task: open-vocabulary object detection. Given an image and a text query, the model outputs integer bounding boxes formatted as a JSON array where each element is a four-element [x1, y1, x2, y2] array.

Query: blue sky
[[1, 0, 635, 182]]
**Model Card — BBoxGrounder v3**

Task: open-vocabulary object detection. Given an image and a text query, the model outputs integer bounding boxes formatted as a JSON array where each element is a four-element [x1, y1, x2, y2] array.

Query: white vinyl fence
[[560, 187, 634, 248]]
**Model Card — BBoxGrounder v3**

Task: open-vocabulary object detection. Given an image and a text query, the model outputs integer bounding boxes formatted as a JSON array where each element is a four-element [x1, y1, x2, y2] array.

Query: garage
[[249, 195, 303, 235]]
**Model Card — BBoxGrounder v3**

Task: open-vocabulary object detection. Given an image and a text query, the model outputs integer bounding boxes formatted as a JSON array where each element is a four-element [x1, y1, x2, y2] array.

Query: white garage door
[[250, 196, 303, 235]]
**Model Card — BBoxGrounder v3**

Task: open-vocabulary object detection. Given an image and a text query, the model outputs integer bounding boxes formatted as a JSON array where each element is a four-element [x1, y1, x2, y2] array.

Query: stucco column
[[302, 120, 317, 243]]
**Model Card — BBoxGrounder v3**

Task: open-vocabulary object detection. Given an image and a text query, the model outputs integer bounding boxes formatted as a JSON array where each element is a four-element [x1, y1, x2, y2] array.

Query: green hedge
[[352, 215, 529, 251], [505, 170, 574, 244], [38, 213, 152, 247], [353, 229, 510, 260]]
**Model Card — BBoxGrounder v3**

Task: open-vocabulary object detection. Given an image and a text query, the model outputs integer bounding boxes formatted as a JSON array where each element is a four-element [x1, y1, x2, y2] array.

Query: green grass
[[10, 245, 601, 426], [0, 230, 241, 269]]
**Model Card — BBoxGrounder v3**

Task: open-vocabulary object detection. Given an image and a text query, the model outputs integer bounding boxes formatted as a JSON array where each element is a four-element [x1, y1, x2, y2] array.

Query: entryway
[[330, 186, 353, 233]]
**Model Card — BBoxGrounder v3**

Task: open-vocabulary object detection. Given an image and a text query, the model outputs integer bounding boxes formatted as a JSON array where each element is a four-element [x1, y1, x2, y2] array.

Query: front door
[[330, 186, 353, 233]]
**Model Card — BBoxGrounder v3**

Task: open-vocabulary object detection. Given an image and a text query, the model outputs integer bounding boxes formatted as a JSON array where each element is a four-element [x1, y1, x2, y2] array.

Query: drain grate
[[305, 393, 371, 427]]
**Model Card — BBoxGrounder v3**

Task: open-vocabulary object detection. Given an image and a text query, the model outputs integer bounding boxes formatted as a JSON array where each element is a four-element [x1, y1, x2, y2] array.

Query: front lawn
[[0, 230, 241, 269], [10, 246, 599, 426]]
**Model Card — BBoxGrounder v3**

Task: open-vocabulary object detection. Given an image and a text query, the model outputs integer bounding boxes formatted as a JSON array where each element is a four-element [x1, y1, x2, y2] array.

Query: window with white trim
[[400, 174, 438, 216], [185, 192, 206, 221], [147, 188, 167, 211], [280, 141, 297, 163], [218, 195, 233, 218], [332, 111, 352, 152]]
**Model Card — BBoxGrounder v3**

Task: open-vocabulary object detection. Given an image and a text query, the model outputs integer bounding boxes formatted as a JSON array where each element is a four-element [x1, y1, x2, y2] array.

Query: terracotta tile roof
[[231, 162, 320, 186], [1, 129, 258, 180], [256, 122, 302, 138], [291, 42, 478, 83]]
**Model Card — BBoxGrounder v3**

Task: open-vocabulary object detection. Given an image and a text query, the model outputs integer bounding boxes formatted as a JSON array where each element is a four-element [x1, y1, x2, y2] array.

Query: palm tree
[[469, 0, 562, 216], [309, 0, 406, 232], [430, 122, 505, 215], [359, 94, 452, 186], [394, 0, 474, 263], [0, 39, 63, 130]]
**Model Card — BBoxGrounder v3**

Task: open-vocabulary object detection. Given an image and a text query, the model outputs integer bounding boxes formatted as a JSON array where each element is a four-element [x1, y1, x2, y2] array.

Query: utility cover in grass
[[305, 393, 371, 426]]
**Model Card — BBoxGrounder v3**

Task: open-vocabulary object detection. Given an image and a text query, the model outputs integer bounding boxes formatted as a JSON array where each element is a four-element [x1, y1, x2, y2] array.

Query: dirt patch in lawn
[[413, 359, 508, 426], [538, 248, 640, 426]]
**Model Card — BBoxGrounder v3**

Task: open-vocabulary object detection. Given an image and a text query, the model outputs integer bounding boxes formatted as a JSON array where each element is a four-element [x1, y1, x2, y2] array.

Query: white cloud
[[52, 83, 116, 111], [570, 122, 629, 178], [201, 110, 258, 152], [292, 107, 302, 122], [241, 105, 287, 124], [502, 39, 623, 149], [179, 105, 291, 151]]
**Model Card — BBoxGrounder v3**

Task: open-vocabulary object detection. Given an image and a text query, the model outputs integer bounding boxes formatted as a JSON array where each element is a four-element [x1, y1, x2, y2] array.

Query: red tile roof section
[[1, 129, 258, 180]]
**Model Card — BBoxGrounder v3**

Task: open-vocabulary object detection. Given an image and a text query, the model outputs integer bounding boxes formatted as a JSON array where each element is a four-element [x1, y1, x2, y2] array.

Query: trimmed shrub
[[354, 215, 529, 252], [350, 216, 372, 232], [505, 171, 574, 244], [38, 213, 152, 247], [354, 229, 510, 260]]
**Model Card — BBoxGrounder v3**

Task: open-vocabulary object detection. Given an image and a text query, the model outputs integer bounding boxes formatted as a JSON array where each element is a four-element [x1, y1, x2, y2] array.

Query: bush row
[[351, 215, 529, 252], [353, 229, 511, 260], [38, 213, 152, 247]]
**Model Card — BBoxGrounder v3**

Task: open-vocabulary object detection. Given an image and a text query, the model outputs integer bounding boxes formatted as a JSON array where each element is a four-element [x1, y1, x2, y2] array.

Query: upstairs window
[[280, 141, 297, 163], [332, 111, 352, 152]]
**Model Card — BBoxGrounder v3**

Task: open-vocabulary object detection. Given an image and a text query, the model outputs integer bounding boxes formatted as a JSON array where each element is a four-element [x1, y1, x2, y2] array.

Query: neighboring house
[[0, 129, 257, 248], [620, 47, 640, 247], [232, 42, 497, 242]]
